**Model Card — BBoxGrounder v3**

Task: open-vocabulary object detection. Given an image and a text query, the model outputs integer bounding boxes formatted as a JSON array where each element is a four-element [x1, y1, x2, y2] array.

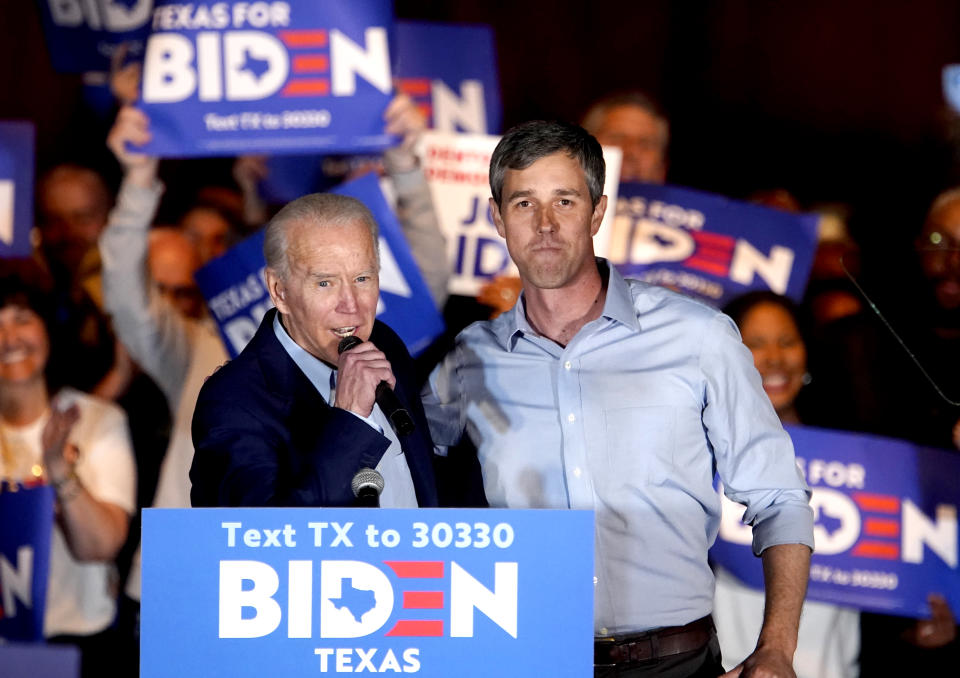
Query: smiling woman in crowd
[[0, 266, 136, 678]]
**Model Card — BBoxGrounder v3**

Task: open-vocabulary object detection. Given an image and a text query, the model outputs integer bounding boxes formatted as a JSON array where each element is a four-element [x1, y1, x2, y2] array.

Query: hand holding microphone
[[337, 336, 415, 436]]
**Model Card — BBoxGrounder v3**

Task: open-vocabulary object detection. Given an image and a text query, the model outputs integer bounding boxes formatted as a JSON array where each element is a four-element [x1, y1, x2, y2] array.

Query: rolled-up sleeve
[[699, 312, 814, 556]]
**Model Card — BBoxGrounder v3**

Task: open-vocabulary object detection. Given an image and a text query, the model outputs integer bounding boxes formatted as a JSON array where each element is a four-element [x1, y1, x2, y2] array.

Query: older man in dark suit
[[190, 193, 438, 508]]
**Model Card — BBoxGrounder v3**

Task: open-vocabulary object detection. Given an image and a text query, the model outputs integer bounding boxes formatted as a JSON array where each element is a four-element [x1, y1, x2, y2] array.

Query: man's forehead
[[287, 220, 377, 265], [503, 152, 588, 187]]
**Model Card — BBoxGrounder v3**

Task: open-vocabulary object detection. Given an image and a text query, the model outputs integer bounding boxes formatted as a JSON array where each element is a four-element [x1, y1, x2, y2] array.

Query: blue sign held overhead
[[610, 183, 819, 307], [711, 425, 960, 618], [394, 21, 502, 134], [36, 0, 153, 73], [195, 172, 444, 357], [138, 0, 396, 157], [0, 122, 36, 258], [142, 508, 595, 678]]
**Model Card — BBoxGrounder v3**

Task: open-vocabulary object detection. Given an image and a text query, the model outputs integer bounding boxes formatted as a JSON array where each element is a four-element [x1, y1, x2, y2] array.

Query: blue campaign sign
[[195, 173, 444, 357], [609, 183, 819, 308], [943, 64, 960, 114], [711, 425, 960, 619], [0, 122, 36, 258], [394, 21, 502, 134], [0, 485, 55, 641], [36, 0, 153, 73], [138, 0, 395, 157], [141, 508, 594, 677]]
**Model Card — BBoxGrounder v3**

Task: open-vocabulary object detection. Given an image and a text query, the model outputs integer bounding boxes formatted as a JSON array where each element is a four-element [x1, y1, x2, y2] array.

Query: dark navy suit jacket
[[190, 309, 438, 507]]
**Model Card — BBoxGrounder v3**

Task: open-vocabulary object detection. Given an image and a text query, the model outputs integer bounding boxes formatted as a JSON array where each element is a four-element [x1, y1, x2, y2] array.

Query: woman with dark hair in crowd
[[0, 264, 136, 678], [712, 290, 860, 678]]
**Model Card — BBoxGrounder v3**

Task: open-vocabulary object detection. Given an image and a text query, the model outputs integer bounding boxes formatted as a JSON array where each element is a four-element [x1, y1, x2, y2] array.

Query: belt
[[594, 615, 715, 666]]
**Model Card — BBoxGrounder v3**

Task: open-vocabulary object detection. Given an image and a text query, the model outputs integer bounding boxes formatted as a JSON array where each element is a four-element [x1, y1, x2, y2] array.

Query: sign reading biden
[[195, 173, 444, 357], [141, 508, 594, 677], [394, 21, 501, 135], [711, 426, 960, 618], [138, 0, 395, 156], [609, 183, 818, 308], [37, 0, 153, 73]]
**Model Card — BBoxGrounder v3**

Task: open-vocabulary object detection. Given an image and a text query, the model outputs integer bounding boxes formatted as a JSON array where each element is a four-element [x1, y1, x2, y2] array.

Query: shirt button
[[564, 360, 572, 370], [600, 627, 608, 635], [567, 413, 575, 423], [573, 467, 582, 478]]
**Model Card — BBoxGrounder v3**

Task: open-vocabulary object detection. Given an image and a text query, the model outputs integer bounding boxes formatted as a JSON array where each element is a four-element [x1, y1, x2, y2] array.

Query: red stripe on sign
[[403, 591, 444, 609], [864, 518, 900, 537], [398, 78, 431, 96], [281, 79, 330, 96], [691, 246, 733, 262], [279, 30, 328, 47], [385, 561, 444, 578], [853, 492, 900, 514], [852, 541, 900, 559], [690, 231, 735, 249], [292, 55, 329, 73], [385, 620, 444, 637], [684, 257, 729, 277], [417, 104, 433, 120]]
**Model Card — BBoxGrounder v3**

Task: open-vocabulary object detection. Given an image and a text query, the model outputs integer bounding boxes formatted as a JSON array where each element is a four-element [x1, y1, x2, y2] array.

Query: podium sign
[[142, 508, 594, 677]]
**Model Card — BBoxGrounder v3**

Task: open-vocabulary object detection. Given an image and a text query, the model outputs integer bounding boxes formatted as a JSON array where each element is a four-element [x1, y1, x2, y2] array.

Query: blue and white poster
[[142, 508, 594, 677], [195, 172, 444, 357], [711, 425, 960, 618], [0, 122, 35, 259], [36, 0, 153, 73], [0, 485, 55, 642], [394, 21, 501, 135], [609, 183, 819, 308], [138, 0, 395, 157]]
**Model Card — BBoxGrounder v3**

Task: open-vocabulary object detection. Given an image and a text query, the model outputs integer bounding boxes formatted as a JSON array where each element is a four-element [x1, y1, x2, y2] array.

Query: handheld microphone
[[337, 336, 416, 435], [351, 467, 384, 508]]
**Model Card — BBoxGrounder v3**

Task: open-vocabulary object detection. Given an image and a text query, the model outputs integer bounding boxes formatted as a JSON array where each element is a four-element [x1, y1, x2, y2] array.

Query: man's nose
[[536, 207, 558, 233], [336, 285, 360, 312]]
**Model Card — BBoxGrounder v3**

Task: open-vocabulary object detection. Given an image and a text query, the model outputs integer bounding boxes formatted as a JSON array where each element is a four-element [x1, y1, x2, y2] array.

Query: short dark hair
[[723, 290, 809, 341], [489, 120, 605, 207], [0, 261, 62, 391]]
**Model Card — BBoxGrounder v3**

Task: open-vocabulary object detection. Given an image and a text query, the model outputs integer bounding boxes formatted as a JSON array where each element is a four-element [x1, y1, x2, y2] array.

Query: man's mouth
[[332, 327, 357, 338]]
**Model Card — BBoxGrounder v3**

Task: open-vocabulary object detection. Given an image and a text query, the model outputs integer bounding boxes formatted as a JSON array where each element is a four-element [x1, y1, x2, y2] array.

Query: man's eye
[[356, 276, 369, 283], [558, 199, 572, 206], [516, 200, 531, 208], [317, 281, 330, 288]]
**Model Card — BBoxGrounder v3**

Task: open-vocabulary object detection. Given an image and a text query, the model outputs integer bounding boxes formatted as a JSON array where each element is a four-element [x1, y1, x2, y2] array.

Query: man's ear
[[490, 197, 506, 238], [264, 267, 288, 314], [590, 195, 608, 237]]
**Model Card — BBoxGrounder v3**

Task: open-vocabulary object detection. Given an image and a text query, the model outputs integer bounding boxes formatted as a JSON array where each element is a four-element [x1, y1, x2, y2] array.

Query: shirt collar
[[493, 258, 639, 351], [272, 312, 334, 401]]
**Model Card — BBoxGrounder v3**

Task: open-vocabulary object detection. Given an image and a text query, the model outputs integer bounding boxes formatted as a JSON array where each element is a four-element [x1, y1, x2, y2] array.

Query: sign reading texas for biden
[[609, 184, 818, 307], [711, 426, 960, 618], [138, 1, 395, 157], [195, 173, 444, 357], [0, 122, 35, 258], [36, 0, 153, 73], [394, 21, 501, 134], [141, 508, 594, 677], [417, 131, 622, 297]]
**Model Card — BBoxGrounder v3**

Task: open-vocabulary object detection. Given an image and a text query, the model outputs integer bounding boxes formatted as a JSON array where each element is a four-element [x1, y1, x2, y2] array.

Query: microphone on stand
[[352, 467, 384, 507], [337, 336, 416, 435]]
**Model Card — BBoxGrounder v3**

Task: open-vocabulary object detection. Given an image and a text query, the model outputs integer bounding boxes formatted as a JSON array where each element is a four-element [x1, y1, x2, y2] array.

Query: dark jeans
[[594, 634, 724, 678]]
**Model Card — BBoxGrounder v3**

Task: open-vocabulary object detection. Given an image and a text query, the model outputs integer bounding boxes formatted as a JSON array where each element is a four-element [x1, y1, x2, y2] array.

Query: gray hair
[[263, 192, 380, 280], [581, 91, 670, 149], [489, 120, 606, 207]]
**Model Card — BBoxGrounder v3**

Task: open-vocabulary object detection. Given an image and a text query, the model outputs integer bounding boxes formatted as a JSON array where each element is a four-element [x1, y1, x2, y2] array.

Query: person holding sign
[[0, 266, 136, 678], [422, 121, 814, 678], [190, 192, 438, 508]]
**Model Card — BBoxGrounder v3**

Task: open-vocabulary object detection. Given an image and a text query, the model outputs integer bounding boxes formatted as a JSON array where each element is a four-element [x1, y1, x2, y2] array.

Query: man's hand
[[42, 401, 80, 485], [334, 341, 396, 418], [721, 645, 795, 678], [382, 93, 427, 174], [109, 42, 141, 106], [903, 594, 957, 648], [106, 106, 158, 188]]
